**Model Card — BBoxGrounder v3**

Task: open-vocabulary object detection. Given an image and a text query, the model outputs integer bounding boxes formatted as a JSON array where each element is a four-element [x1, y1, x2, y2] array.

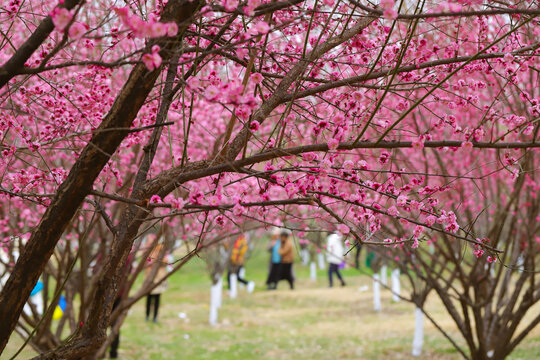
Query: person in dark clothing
[[109, 298, 122, 359], [110, 254, 133, 359], [144, 243, 168, 322], [327, 233, 346, 287], [146, 294, 161, 322], [266, 228, 282, 290]]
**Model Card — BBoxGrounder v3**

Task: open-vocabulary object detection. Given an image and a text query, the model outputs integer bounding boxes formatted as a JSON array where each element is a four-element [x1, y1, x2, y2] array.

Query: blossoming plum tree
[[0, 0, 539, 358], [367, 145, 538, 359]]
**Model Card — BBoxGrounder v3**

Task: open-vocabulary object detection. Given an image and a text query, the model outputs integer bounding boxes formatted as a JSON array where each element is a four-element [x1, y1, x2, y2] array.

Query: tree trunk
[[380, 265, 388, 286], [373, 274, 381, 312], [0, 0, 83, 88], [216, 277, 223, 308], [412, 307, 424, 356], [209, 279, 222, 325], [229, 273, 238, 299], [301, 249, 309, 265], [310, 262, 317, 281], [317, 253, 326, 270], [0, 58, 160, 352], [392, 269, 401, 302]]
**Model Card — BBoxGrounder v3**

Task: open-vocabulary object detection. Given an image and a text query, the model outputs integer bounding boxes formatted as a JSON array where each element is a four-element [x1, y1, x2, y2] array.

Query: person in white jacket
[[326, 232, 346, 287]]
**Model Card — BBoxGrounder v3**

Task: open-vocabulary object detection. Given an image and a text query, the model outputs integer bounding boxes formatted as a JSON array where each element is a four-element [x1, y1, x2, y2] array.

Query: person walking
[[326, 232, 346, 287], [278, 230, 295, 290], [266, 228, 282, 290], [145, 243, 168, 323], [109, 253, 133, 359], [227, 234, 255, 293]]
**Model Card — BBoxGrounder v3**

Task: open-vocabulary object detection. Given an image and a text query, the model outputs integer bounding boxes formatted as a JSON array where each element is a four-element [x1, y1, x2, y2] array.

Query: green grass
[[4, 244, 540, 359]]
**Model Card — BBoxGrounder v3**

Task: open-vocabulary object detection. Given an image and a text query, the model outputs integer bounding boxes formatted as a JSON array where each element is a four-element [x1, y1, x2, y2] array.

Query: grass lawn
[[4, 243, 540, 359]]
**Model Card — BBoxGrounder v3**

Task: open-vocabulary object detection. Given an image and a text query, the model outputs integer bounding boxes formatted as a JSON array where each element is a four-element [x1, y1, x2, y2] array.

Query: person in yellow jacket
[[227, 234, 255, 293]]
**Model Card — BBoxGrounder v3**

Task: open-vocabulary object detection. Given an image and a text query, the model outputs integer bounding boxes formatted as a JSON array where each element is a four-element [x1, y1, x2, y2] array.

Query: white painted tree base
[[391, 269, 400, 302], [317, 253, 326, 270], [310, 262, 317, 281], [229, 273, 238, 299], [380, 265, 387, 286], [216, 277, 223, 308], [0, 274, 8, 288], [301, 249, 309, 265], [209, 281, 221, 325], [23, 295, 44, 316], [517, 254, 524, 273], [0, 250, 12, 288], [373, 274, 381, 312], [412, 307, 424, 356]]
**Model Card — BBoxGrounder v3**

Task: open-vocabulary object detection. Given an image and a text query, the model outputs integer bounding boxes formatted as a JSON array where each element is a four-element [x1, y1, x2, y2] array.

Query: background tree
[[371, 149, 539, 360]]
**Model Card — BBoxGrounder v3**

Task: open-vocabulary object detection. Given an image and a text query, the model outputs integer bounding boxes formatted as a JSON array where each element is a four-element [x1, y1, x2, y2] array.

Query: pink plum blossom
[[343, 160, 354, 171], [379, 151, 390, 165], [327, 138, 339, 150], [254, 21, 270, 34], [425, 215, 437, 226], [249, 121, 259, 131], [68, 23, 87, 39], [142, 45, 162, 71], [205, 85, 220, 100], [208, 196, 220, 207], [232, 204, 244, 217], [223, 0, 238, 11], [50, 7, 74, 31], [167, 23, 178, 37], [302, 152, 318, 162], [337, 224, 349, 234], [380, 0, 398, 19], [171, 198, 185, 210], [474, 248, 484, 258], [387, 206, 399, 217], [250, 73, 263, 84], [285, 183, 297, 197]]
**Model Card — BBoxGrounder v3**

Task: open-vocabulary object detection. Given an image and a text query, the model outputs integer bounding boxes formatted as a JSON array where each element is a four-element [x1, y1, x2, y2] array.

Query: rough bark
[[0, 0, 83, 88]]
